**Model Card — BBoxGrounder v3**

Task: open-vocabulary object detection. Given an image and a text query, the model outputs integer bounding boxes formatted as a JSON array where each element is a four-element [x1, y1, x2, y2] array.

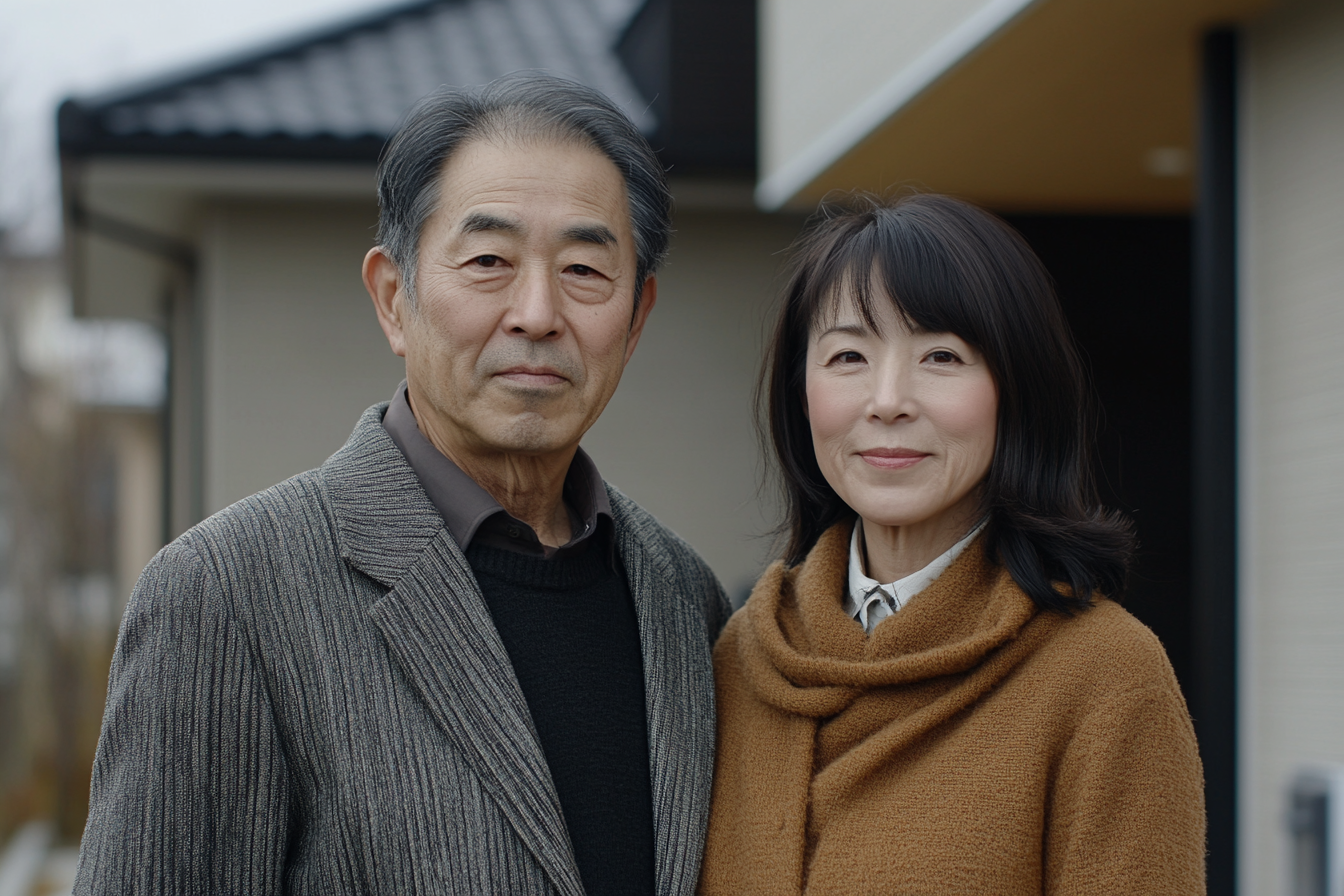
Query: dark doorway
[[1005, 215, 1194, 693]]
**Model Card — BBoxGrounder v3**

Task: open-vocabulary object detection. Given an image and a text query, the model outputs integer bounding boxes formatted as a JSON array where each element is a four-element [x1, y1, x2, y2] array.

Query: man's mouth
[[496, 366, 568, 387]]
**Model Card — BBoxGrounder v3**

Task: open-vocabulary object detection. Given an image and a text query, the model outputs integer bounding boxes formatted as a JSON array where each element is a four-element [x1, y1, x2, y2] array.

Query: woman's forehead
[[811, 282, 915, 336]]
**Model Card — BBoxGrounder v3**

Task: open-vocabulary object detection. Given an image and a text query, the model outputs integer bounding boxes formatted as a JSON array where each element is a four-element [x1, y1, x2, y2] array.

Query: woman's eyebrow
[[815, 323, 870, 339]]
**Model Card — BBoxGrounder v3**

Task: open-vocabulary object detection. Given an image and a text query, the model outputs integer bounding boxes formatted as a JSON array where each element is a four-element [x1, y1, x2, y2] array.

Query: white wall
[[198, 198, 803, 597], [1240, 0, 1344, 890], [757, 0, 1030, 203]]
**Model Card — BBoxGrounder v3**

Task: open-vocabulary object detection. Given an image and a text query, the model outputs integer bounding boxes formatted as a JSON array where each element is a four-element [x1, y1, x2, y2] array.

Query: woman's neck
[[859, 499, 983, 583]]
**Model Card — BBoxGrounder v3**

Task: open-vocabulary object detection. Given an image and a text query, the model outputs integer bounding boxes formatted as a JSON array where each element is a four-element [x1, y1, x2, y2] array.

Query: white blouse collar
[[844, 517, 987, 634]]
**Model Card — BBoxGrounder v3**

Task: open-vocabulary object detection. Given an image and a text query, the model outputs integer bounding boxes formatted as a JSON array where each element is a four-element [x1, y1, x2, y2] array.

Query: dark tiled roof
[[59, 0, 651, 160]]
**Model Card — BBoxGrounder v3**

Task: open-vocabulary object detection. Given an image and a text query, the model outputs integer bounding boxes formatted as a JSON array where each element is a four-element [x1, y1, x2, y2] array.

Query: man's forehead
[[429, 137, 633, 241], [437, 135, 627, 197]]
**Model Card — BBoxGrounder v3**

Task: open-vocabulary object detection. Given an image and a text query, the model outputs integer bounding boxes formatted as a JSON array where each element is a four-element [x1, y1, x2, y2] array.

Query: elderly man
[[75, 76, 730, 896]]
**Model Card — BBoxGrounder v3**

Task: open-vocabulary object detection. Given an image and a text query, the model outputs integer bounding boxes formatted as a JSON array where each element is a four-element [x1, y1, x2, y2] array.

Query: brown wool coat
[[698, 522, 1205, 896]]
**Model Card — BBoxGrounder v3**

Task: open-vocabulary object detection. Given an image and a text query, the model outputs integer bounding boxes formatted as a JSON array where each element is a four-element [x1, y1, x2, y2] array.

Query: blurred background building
[[1, 0, 1342, 893]]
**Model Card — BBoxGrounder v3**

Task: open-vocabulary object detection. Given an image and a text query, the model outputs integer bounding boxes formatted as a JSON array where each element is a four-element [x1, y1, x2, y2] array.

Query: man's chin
[[480, 415, 583, 458]]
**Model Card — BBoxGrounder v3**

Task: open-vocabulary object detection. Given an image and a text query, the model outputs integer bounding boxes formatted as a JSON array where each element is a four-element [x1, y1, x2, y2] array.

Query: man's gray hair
[[376, 73, 672, 308]]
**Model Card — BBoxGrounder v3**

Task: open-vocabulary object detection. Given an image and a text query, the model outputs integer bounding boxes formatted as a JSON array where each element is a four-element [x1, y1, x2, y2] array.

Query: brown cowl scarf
[[698, 522, 1205, 896]]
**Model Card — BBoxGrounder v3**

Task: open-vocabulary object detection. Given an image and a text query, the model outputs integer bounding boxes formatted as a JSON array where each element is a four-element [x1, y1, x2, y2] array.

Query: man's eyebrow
[[459, 212, 521, 235], [562, 224, 618, 247]]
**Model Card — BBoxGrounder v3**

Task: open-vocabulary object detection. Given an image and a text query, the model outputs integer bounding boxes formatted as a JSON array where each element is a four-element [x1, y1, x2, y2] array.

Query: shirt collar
[[381, 380, 613, 558], [844, 516, 988, 630]]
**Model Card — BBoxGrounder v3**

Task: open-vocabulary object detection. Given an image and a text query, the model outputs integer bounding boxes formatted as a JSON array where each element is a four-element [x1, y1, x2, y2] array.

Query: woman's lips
[[859, 448, 929, 469]]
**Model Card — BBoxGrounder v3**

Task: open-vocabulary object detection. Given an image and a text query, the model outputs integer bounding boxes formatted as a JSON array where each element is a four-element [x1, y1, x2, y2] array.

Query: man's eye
[[568, 264, 595, 276], [473, 255, 500, 267]]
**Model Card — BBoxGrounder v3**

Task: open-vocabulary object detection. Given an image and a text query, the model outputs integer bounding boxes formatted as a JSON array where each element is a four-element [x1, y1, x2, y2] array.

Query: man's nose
[[502, 267, 565, 340]]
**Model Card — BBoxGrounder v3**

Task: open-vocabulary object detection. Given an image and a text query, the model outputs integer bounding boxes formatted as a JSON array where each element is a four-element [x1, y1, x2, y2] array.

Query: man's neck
[[453, 451, 574, 548], [408, 400, 575, 548]]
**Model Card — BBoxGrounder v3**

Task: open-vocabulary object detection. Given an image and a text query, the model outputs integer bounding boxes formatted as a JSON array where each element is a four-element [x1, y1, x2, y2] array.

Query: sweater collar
[[739, 520, 1037, 717]]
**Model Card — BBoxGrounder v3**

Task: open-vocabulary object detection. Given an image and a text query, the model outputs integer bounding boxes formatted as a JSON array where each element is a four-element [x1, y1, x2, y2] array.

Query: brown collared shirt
[[381, 380, 614, 560]]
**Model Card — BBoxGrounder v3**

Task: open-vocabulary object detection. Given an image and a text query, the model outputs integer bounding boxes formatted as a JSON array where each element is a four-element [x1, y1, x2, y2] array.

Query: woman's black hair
[[763, 192, 1134, 613]]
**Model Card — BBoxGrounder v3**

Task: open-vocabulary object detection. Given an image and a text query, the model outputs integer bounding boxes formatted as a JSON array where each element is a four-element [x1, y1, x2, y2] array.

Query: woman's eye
[[927, 350, 959, 364], [831, 350, 864, 365]]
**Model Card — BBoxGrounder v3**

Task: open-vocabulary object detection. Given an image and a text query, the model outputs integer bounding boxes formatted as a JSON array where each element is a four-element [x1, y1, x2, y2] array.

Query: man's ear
[[364, 247, 409, 358], [623, 275, 658, 365]]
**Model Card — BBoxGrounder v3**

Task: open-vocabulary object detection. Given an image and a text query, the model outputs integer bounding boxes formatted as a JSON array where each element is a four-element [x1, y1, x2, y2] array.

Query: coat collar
[[608, 486, 719, 896], [322, 405, 715, 896], [323, 405, 584, 895], [321, 402, 443, 589], [741, 520, 1039, 719]]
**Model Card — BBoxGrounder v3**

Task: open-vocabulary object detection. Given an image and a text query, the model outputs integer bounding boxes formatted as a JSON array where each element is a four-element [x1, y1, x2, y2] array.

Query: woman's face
[[805, 290, 998, 540]]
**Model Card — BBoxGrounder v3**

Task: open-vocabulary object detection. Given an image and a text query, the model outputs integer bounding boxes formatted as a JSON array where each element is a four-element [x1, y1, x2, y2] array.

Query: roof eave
[[59, 100, 388, 163]]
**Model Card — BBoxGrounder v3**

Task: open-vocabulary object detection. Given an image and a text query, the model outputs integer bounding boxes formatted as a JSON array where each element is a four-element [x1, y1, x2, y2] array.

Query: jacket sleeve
[[74, 538, 291, 895], [1044, 677, 1207, 895]]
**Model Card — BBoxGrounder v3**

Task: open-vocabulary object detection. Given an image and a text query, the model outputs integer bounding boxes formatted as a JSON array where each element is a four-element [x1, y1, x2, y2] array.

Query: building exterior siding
[[1240, 0, 1344, 890]]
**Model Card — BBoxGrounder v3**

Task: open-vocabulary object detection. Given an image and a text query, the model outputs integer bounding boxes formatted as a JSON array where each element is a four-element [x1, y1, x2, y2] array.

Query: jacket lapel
[[610, 488, 719, 896], [322, 405, 584, 896]]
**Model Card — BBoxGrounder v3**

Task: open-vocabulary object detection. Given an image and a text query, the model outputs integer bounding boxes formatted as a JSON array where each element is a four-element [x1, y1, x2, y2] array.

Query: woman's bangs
[[809, 214, 986, 349], [803, 223, 917, 337]]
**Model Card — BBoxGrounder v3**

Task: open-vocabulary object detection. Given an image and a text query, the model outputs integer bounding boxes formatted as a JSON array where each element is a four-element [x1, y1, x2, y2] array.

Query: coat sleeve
[[74, 538, 292, 895], [1044, 676, 1207, 895]]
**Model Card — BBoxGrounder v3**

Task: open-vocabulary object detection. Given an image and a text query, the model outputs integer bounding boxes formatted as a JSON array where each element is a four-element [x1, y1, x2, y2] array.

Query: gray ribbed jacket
[[74, 404, 731, 896]]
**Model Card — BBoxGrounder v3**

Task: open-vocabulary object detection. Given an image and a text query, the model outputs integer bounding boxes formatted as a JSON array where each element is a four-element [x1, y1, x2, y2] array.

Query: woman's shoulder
[[1033, 596, 1184, 700]]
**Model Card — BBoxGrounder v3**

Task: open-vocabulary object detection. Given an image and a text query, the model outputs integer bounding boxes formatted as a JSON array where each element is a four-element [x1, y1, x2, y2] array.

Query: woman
[[698, 194, 1205, 895]]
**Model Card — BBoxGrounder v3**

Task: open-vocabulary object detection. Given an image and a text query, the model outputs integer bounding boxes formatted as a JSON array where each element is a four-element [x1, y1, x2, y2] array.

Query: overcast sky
[[0, 0, 404, 254]]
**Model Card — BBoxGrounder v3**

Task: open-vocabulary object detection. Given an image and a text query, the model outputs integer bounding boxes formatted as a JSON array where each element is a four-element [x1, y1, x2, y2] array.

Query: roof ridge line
[[69, 0, 449, 111]]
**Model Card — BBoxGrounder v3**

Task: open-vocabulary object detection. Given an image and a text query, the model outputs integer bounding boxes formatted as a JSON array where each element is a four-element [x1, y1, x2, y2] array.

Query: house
[[56, 0, 1344, 890], [57, 0, 797, 598], [754, 0, 1344, 891]]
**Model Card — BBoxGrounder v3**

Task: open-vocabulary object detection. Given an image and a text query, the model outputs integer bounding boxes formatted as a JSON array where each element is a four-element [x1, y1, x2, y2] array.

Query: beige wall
[[198, 198, 803, 597], [1240, 0, 1344, 890], [584, 209, 804, 597], [106, 413, 161, 612], [199, 199, 405, 515]]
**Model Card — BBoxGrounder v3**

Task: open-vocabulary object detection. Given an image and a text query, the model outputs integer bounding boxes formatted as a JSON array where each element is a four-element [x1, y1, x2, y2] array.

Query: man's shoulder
[[163, 400, 424, 576], [605, 484, 698, 569], [604, 483, 731, 636], [202, 468, 333, 541], [153, 469, 339, 598]]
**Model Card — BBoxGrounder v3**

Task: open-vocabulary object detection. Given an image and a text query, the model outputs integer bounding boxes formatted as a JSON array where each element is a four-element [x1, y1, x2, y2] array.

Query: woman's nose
[[866, 366, 916, 423]]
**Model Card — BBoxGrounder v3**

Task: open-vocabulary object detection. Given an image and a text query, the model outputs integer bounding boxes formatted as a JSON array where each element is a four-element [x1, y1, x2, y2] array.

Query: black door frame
[[1191, 26, 1239, 896]]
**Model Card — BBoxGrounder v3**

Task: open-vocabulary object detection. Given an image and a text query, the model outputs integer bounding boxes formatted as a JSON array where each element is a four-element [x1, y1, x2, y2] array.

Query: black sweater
[[467, 540, 655, 896]]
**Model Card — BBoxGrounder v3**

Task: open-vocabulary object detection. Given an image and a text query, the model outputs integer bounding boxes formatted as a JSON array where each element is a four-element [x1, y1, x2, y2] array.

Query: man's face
[[368, 136, 655, 466]]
